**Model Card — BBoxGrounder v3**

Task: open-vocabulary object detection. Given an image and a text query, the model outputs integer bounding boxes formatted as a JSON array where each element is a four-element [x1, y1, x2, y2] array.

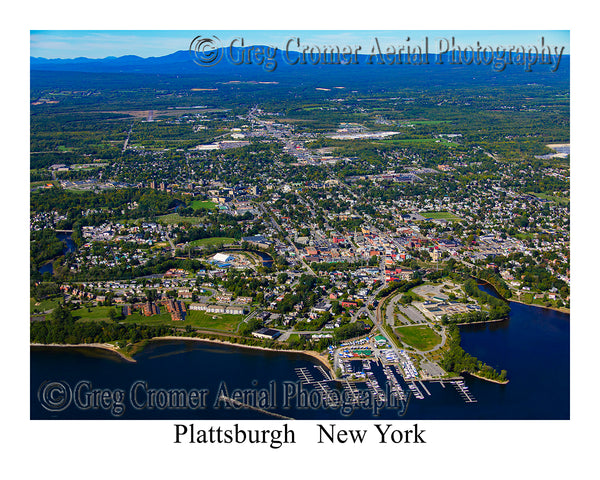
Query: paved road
[[166, 234, 176, 257], [258, 202, 317, 276], [123, 123, 133, 152], [379, 291, 448, 355]]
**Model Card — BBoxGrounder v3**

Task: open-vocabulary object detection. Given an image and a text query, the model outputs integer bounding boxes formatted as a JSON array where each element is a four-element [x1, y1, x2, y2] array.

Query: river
[[218, 248, 274, 267], [30, 284, 569, 419], [38, 232, 76, 274]]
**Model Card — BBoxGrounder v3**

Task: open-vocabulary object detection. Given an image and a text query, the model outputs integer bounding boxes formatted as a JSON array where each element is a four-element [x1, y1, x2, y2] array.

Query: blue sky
[[30, 30, 570, 59]]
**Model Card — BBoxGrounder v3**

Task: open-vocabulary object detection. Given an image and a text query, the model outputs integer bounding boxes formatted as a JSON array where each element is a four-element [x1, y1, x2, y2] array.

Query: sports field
[[157, 213, 204, 225], [395, 325, 442, 351], [190, 200, 217, 210], [189, 237, 236, 247], [420, 211, 463, 221]]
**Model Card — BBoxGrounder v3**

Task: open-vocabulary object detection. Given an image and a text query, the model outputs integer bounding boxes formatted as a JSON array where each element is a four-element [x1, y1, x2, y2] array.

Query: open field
[[395, 325, 442, 351], [121, 309, 244, 332], [157, 213, 205, 225], [30, 297, 62, 313], [420, 211, 463, 221], [527, 192, 569, 206], [191, 200, 217, 210], [189, 237, 237, 247], [73, 306, 116, 322], [400, 120, 451, 125], [30, 180, 58, 188], [100, 108, 228, 119], [515, 232, 535, 240], [374, 138, 456, 147], [71, 304, 246, 332]]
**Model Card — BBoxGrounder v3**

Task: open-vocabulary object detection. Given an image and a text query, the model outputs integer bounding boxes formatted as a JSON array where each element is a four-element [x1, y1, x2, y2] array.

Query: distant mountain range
[[30, 47, 569, 87]]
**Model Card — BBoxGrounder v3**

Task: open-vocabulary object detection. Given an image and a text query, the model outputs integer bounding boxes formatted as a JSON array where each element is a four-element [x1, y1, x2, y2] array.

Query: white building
[[212, 253, 233, 263]]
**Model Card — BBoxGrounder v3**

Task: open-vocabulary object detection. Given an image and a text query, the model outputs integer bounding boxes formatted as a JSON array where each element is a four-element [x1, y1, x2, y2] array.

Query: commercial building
[[252, 328, 281, 340]]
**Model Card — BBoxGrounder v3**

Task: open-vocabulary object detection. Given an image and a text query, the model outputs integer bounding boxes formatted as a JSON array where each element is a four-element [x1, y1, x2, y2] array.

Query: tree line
[[440, 326, 507, 382]]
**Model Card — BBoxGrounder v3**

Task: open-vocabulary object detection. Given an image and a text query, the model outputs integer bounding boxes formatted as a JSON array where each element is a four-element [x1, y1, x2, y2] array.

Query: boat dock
[[365, 375, 387, 403], [450, 380, 478, 403], [407, 381, 425, 400], [294, 367, 315, 385], [315, 365, 332, 381], [342, 378, 362, 405], [314, 381, 340, 407], [294, 366, 340, 407], [383, 365, 409, 402], [419, 380, 432, 396]]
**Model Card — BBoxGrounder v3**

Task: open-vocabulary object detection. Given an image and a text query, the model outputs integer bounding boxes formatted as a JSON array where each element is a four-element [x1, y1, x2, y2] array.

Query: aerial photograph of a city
[[29, 30, 571, 423]]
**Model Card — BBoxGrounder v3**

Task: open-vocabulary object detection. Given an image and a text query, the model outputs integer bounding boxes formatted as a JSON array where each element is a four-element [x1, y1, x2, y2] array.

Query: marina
[[31, 290, 569, 420], [407, 381, 425, 400], [450, 380, 478, 403]]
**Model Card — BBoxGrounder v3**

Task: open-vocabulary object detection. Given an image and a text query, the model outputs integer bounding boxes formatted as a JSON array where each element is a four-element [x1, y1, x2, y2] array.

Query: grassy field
[[30, 180, 58, 188], [72, 306, 116, 322], [189, 237, 237, 247], [120, 309, 244, 332], [515, 232, 536, 240], [374, 138, 456, 147], [527, 192, 569, 206], [191, 200, 217, 210], [395, 325, 442, 351], [30, 297, 61, 313], [157, 213, 205, 225], [420, 211, 463, 221], [400, 120, 451, 125]]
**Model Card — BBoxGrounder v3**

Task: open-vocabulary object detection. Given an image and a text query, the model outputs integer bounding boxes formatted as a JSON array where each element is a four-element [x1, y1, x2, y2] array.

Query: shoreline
[[30, 342, 136, 363], [453, 316, 508, 327], [468, 371, 509, 385], [31, 337, 335, 378], [149, 336, 336, 378], [473, 277, 570, 315], [508, 297, 570, 315]]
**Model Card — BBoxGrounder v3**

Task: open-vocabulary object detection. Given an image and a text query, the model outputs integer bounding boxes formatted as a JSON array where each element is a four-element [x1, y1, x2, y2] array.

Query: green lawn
[[72, 306, 116, 322], [30, 297, 61, 314], [375, 138, 455, 147], [526, 192, 569, 206], [30, 180, 57, 188], [157, 213, 204, 225], [184, 310, 244, 331], [400, 120, 451, 125], [420, 211, 463, 221], [120, 308, 244, 332], [395, 325, 442, 351], [190, 200, 217, 210], [515, 232, 535, 240], [520, 293, 534, 304], [189, 237, 237, 247]]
